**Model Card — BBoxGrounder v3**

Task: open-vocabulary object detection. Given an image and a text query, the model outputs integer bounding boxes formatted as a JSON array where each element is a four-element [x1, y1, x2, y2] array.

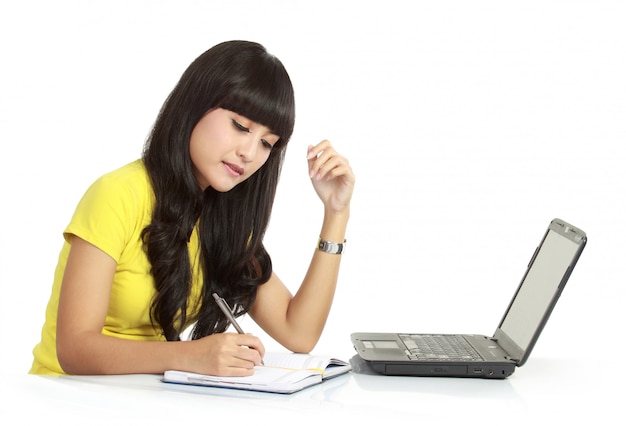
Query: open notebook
[[163, 352, 351, 394], [351, 218, 586, 378]]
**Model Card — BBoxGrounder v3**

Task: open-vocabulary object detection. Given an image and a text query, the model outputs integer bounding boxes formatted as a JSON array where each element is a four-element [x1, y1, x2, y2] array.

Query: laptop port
[[473, 368, 483, 374]]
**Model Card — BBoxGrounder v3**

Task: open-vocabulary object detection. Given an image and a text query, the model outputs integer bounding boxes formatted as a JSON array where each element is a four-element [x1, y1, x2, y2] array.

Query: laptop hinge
[[487, 336, 518, 362]]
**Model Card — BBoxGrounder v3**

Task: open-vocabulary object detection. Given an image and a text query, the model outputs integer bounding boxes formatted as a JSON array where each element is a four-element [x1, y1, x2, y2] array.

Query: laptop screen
[[495, 220, 586, 365]]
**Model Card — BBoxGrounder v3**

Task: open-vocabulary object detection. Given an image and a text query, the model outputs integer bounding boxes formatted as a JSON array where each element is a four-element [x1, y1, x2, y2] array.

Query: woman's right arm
[[56, 236, 264, 376]]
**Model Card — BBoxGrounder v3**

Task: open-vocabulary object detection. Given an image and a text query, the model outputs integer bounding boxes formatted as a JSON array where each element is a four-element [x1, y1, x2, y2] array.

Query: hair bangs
[[218, 57, 295, 148]]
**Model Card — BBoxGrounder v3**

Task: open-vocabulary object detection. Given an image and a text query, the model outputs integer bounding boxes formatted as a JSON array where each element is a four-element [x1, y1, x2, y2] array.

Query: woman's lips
[[223, 161, 244, 177]]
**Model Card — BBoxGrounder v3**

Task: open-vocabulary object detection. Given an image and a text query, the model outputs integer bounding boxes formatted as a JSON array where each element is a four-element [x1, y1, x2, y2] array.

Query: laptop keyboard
[[400, 334, 484, 361]]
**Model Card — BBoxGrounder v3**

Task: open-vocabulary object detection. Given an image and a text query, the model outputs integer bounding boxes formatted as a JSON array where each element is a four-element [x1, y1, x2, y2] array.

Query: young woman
[[30, 40, 355, 377]]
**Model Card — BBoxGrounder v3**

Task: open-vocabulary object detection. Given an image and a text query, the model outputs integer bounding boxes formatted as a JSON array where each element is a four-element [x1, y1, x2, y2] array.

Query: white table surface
[[6, 354, 619, 425]]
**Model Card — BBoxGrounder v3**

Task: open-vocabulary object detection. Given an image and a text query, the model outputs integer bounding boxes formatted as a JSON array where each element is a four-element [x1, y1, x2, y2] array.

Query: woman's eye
[[261, 139, 273, 150], [232, 120, 250, 133]]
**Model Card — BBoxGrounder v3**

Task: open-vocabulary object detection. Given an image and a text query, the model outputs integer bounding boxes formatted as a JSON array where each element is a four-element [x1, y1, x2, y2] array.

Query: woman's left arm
[[249, 140, 355, 353]]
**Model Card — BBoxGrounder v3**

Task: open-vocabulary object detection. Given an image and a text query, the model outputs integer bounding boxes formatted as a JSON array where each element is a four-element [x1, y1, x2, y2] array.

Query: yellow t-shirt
[[30, 160, 202, 375]]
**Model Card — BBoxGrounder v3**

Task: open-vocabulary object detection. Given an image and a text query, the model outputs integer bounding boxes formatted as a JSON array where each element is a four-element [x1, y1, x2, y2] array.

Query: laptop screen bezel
[[494, 218, 586, 366]]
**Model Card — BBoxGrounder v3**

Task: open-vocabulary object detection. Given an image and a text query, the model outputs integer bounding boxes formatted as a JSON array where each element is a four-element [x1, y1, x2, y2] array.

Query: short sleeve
[[64, 168, 141, 263]]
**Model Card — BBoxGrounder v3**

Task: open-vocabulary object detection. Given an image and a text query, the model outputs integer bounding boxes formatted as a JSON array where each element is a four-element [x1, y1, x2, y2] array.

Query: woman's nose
[[236, 135, 257, 162]]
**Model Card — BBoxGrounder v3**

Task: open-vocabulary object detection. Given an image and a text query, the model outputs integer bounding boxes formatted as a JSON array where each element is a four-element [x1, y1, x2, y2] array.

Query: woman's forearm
[[283, 209, 350, 352]]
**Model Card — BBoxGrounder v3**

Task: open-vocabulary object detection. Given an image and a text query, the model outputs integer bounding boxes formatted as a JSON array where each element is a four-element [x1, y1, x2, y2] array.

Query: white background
[[1, 0, 624, 409]]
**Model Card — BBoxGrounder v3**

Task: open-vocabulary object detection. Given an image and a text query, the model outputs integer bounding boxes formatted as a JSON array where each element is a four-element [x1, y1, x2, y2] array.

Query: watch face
[[319, 239, 344, 254]]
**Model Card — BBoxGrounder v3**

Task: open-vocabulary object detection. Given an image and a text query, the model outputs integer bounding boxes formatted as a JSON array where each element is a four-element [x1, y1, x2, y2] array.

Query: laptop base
[[352, 332, 517, 379], [364, 359, 516, 379]]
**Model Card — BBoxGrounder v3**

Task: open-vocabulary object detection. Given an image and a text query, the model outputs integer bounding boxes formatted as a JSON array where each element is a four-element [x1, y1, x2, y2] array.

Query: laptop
[[351, 218, 586, 379]]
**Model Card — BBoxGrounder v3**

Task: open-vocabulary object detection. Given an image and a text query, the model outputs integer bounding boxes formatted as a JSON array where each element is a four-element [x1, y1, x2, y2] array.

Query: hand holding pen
[[212, 293, 264, 365]]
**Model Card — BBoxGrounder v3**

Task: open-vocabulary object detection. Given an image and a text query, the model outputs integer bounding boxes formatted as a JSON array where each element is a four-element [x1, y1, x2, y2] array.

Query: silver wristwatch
[[317, 238, 346, 254]]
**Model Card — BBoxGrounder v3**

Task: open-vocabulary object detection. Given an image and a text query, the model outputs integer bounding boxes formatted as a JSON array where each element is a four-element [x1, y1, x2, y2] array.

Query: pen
[[212, 292, 245, 333], [212, 292, 264, 365]]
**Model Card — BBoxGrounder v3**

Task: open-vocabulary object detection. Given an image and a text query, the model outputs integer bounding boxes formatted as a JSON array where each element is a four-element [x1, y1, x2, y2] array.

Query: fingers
[[195, 333, 265, 377], [305, 139, 355, 214], [219, 333, 263, 369], [239, 333, 265, 364], [307, 140, 351, 181], [225, 333, 265, 368]]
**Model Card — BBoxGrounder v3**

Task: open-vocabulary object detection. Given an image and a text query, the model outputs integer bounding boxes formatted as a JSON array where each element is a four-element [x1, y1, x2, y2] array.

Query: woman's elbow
[[283, 335, 320, 354], [56, 337, 84, 374], [56, 333, 102, 375]]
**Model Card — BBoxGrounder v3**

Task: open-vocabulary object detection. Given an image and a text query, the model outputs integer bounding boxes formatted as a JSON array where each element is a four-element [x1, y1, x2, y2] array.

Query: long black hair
[[141, 41, 295, 341]]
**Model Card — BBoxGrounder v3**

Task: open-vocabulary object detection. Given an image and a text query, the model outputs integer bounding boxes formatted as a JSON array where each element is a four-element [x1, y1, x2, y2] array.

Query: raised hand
[[307, 140, 355, 215]]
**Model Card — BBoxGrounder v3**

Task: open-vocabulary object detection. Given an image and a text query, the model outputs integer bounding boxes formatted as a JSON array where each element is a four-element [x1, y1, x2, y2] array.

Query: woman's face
[[189, 108, 279, 191]]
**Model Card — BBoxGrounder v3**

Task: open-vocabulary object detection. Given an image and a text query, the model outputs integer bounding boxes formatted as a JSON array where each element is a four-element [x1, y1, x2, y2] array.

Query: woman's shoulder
[[76, 159, 153, 215], [91, 160, 151, 196], [66, 160, 153, 260], [99, 159, 148, 184]]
